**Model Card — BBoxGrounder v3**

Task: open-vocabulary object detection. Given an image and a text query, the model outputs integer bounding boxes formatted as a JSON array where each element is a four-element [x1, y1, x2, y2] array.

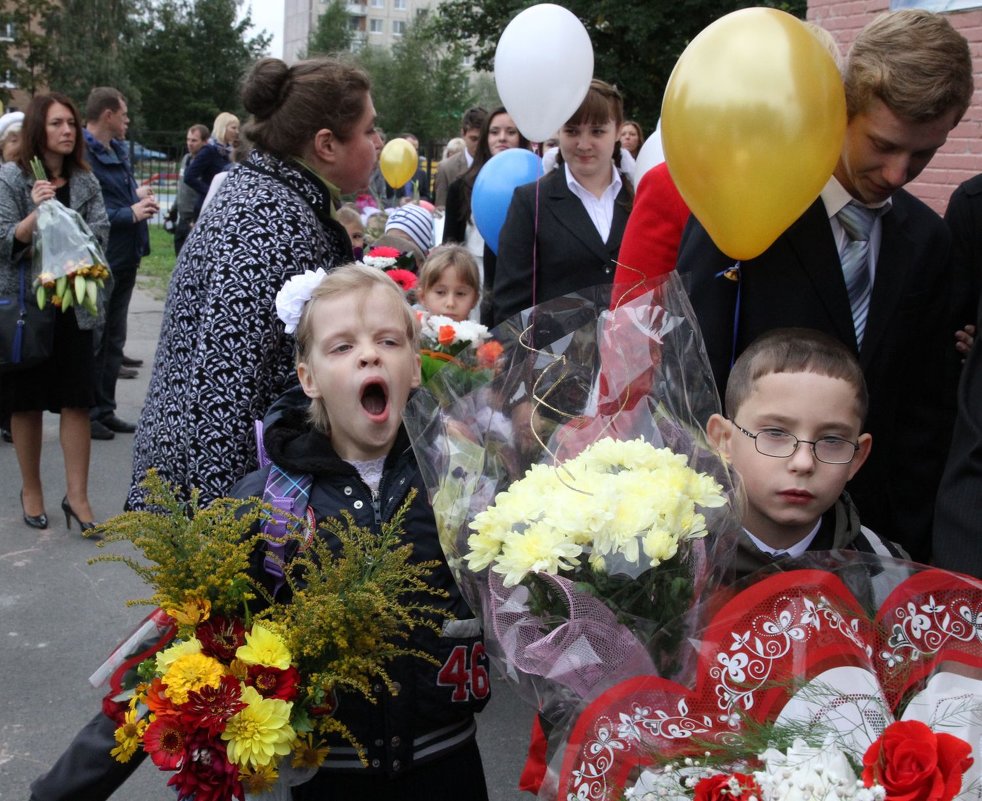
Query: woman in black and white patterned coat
[[127, 57, 382, 509]]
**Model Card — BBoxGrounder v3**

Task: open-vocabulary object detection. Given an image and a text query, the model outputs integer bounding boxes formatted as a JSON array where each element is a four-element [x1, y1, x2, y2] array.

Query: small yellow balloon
[[661, 8, 846, 260], [379, 138, 418, 189]]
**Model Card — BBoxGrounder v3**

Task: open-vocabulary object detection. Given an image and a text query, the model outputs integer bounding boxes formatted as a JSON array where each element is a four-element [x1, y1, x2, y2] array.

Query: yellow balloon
[[379, 138, 418, 189], [661, 8, 846, 260]]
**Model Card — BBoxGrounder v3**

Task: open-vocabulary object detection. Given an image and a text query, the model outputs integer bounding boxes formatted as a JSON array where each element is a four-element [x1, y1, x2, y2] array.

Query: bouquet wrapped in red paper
[[404, 276, 743, 757], [554, 555, 982, 801]]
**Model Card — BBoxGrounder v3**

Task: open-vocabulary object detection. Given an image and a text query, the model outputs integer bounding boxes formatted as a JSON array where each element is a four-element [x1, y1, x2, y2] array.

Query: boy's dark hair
[[461, 106, 487, 133], [725, 328, 868, 424], [84, 87, 124, 123]]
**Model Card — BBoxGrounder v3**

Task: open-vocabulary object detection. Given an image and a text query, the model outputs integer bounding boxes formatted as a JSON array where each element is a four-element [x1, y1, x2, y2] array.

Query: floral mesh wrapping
[[404, 276, 743, 724]]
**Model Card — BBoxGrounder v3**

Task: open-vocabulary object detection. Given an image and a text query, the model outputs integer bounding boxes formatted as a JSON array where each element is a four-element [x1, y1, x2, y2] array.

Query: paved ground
[[0, 284, 534, 800]]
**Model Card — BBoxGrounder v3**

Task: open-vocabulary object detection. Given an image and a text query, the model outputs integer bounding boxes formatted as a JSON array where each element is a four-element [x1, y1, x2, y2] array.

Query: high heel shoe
[[21, 490, 48, 530], [61, 496, 96, 534]]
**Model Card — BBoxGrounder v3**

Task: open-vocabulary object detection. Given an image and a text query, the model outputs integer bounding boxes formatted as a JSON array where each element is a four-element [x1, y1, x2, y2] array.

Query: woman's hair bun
[[241, 57, 291, 119]]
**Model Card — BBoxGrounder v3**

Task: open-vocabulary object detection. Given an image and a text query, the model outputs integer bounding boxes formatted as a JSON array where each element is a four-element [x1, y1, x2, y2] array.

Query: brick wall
[[809, 0, 982, 215]]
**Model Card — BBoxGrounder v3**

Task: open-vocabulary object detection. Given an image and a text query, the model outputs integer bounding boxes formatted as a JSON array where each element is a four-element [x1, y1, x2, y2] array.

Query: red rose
[[476, 340, 504, 368], [438, 325, 456, 346], [694, 773, 761, 801], [862, 720, 973, 801]]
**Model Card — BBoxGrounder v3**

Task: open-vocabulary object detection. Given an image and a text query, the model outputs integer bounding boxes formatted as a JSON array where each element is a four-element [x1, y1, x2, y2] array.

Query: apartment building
[[284, 0, 436, 63]]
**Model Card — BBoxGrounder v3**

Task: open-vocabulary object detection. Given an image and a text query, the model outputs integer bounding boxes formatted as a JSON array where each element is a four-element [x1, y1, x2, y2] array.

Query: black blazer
[[492, 168, 631, 326], [934, 175, 982, 577], [676, 191, 957, 563]]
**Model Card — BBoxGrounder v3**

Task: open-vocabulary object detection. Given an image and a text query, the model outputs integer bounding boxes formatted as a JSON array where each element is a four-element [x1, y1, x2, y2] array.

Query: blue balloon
[[472, 149, 543, 254]]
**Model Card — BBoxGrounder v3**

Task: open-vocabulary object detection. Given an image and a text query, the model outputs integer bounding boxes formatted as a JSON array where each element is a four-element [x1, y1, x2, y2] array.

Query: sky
[[240, 1, 285, 60]]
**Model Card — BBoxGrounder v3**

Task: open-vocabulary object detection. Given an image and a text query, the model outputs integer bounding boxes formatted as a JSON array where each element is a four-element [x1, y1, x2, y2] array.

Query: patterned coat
[[127, 149, 352, 509]]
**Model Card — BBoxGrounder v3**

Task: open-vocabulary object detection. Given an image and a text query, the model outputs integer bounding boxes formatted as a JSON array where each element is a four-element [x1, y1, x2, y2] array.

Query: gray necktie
[[836, 201, 878, 347]]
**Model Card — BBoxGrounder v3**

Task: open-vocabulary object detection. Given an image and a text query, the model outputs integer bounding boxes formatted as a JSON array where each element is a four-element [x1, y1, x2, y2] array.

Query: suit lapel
[[785, 199, 859, 349], [861, 197, 912, 366], [543, 170, 622, 263]]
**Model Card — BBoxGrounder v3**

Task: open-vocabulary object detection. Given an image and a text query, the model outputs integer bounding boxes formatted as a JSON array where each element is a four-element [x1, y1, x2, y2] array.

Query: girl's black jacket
[[231, 408, 489, 777]]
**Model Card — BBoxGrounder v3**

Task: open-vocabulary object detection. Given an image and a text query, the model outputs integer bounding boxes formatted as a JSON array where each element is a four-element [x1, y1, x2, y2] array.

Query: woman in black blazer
[[492, 80, 632, 326]]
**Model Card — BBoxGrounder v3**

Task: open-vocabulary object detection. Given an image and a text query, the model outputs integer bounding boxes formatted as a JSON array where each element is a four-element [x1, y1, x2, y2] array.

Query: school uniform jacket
[[676, 192, 956, 564], [492, 168, 631, 326]]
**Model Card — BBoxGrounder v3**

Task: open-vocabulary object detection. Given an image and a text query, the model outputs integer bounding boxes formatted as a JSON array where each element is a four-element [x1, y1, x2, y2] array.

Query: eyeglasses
[[730, 421, 859, 465]]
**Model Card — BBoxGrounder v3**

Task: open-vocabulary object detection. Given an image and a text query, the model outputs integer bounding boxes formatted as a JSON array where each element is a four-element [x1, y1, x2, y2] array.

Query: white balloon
[[494, 4, 594, 142], [632, 119, 665, 184]]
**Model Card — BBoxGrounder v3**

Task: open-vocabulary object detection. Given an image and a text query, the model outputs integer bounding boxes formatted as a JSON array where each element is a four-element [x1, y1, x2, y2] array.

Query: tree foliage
[[305, 0, 353, 58], [0, 0, 56, 104], [434, 0, 806, 133], [43, 0, 143, 107], [357, 17, 474, 150], [130, 0, 270, 135], [0, 0, 269, 144]]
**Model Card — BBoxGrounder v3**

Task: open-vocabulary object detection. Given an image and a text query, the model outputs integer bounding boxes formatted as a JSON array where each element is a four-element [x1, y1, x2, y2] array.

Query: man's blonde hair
[[295, 263, 419, 433], [844, 9, 973, 124]]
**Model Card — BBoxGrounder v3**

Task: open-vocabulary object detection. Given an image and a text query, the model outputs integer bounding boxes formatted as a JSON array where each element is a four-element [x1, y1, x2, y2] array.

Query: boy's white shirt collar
[[744, 519, 821, 559]]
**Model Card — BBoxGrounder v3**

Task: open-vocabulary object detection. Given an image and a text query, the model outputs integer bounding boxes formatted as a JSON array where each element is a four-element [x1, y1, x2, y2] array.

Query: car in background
[[129, 141, 167, 161]]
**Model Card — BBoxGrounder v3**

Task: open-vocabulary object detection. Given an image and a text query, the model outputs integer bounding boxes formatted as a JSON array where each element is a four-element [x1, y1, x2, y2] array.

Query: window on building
[[392, 19, 406, 35], [393, 0, 406, 9], [0, 22, 15, 42], [369, 17, 383, 33], [370, 0, 383, 8]]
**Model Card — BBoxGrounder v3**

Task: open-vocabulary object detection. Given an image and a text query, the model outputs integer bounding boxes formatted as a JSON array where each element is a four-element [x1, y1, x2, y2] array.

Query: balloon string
[[718, 261, 742, 370], [532, 176, 541, 315]]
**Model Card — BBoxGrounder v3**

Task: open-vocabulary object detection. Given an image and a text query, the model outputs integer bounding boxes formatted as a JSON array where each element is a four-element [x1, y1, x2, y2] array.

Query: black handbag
[[0, 261, 55, 373]]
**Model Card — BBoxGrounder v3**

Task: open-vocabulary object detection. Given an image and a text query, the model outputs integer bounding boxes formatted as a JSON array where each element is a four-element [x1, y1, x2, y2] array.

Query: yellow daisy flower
[[110, 708, 147, 763]]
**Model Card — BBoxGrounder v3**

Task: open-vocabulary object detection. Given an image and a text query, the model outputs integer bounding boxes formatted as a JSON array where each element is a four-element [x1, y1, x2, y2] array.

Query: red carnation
[[368, 246, 401, 259], [245, 664, 301, 702], [143, 714, 188, 770], [386, 268, 417, 292], [694, 772, 762, 801], [862, 720, 973, 801], [180, 674, 247, 736], [196, 615, 246, 662]]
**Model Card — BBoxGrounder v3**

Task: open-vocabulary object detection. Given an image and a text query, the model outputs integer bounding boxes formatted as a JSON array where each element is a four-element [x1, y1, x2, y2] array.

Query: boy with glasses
[[705, 328, 906, 576]]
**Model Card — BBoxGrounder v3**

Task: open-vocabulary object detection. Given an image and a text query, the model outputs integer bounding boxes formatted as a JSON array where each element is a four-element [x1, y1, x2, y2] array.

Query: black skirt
[[0, 308, 94, 414]]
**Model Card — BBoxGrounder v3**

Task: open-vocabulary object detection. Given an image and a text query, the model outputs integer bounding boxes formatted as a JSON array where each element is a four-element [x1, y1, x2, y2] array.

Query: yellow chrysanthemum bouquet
[[89, 471, 447, 800], [404, 276, 742, 722]]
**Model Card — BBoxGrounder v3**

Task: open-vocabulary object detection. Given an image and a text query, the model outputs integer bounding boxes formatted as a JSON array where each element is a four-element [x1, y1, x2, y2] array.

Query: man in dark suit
[[434, 107, 487, 208], [932, 175, 982, 577], [675, 9, 973, 563]]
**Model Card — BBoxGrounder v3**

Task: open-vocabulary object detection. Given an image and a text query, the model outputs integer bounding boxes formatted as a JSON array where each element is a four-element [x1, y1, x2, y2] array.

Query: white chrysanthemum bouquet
[[405, 278, 742, 706]]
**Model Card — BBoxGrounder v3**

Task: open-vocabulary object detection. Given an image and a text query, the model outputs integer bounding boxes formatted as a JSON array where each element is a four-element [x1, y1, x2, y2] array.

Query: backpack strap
[[261, 463, 313, 595]]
